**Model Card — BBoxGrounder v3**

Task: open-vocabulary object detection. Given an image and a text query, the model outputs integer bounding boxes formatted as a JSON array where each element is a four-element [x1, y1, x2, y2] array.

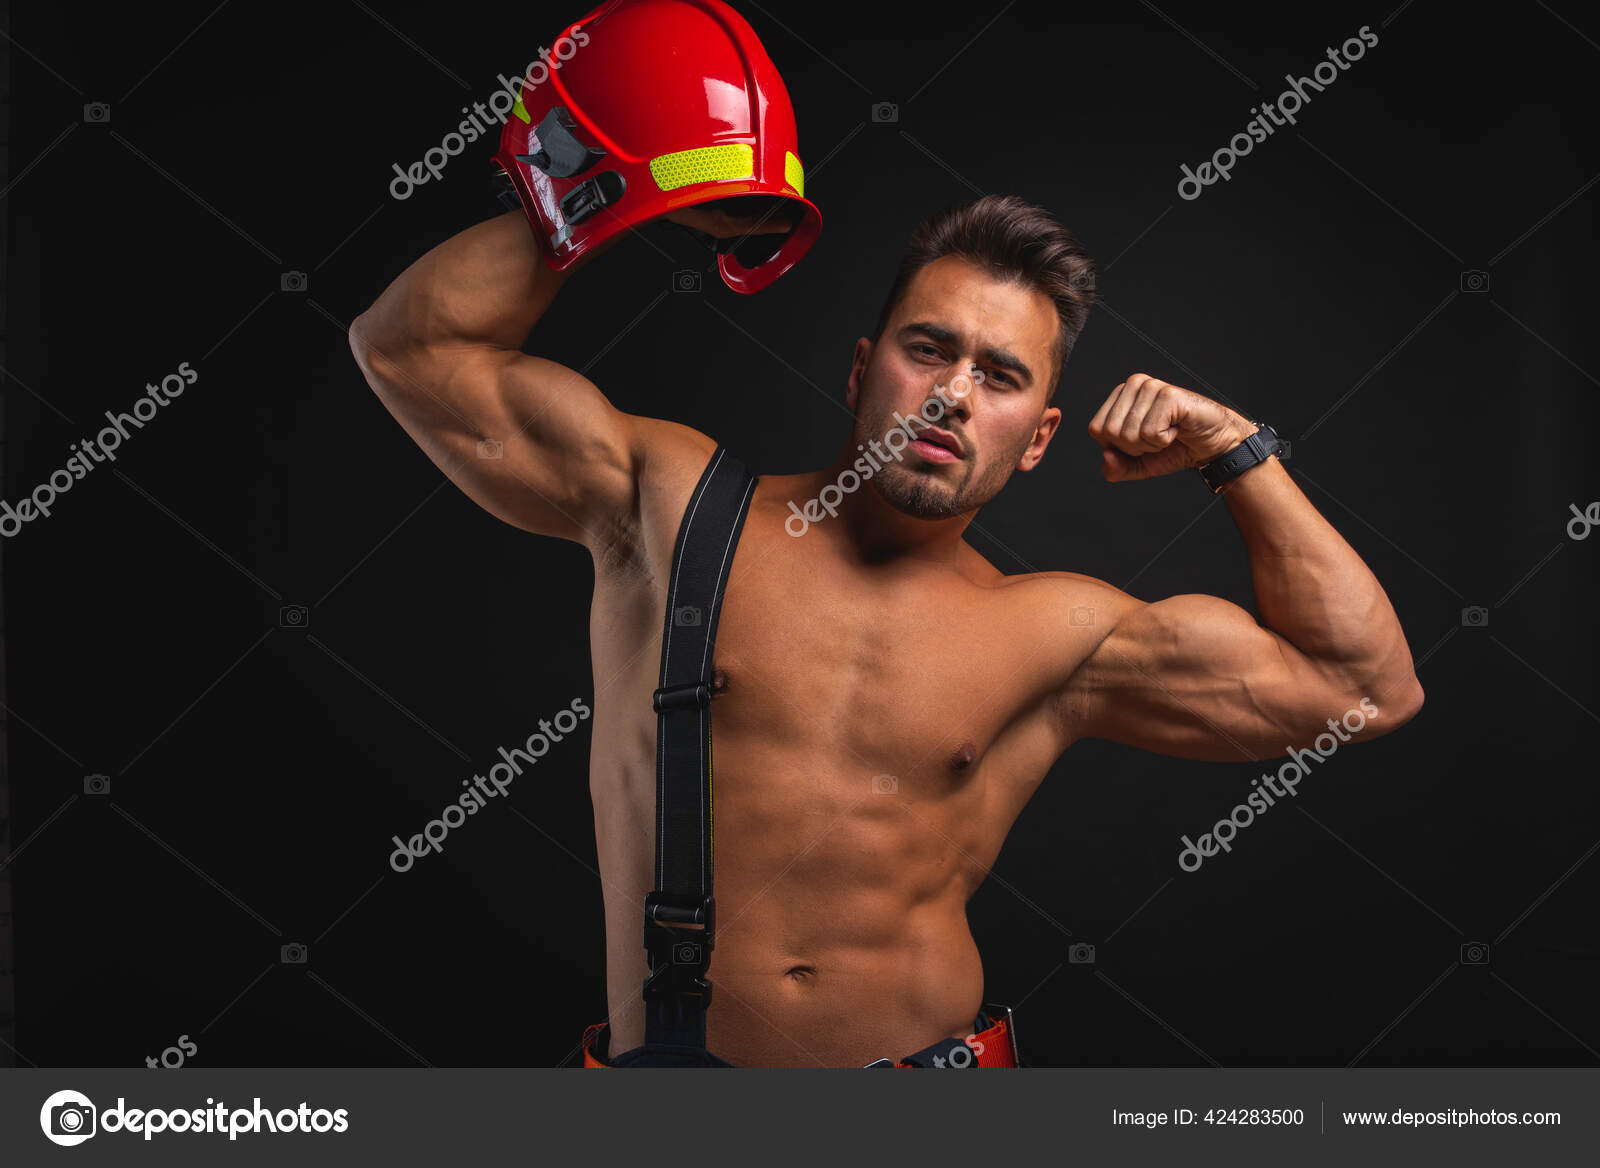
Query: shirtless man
[[348, 193, 1425, 1068]]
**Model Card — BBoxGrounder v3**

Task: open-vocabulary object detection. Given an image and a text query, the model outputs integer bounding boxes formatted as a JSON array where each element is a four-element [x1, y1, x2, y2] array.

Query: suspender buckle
[[642, 892, 716, 1007]]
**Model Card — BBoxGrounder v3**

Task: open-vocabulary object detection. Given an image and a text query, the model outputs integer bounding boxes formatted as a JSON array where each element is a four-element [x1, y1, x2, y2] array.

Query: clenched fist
[[1086, 374, 1256, 482]]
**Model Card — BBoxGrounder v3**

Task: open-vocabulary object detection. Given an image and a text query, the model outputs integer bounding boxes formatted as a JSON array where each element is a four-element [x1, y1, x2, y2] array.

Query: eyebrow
[[898, 321, 1035, 387]]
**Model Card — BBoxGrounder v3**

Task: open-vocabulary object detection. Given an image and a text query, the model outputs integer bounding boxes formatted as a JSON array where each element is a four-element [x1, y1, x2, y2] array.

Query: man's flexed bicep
[[1064, 371, 1425, 761], [347, 209, 647, 548], [1062, 590, 1416, 763], [349, 203, 783, 549], [351, 335, 638, 546]]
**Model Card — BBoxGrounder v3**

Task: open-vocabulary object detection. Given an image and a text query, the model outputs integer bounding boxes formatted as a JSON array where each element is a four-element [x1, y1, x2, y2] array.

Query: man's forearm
[[354, 210, 585, 359], [1214, 425, 1420, 701]]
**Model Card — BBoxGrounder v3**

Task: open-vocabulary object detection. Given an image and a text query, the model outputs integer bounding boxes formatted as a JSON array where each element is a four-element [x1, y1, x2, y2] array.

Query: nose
[[928, 362, 975, 423]]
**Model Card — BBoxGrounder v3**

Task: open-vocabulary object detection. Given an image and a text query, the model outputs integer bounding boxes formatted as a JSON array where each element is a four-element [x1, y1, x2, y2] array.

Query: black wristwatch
[[1197, 422, 1286, 494]]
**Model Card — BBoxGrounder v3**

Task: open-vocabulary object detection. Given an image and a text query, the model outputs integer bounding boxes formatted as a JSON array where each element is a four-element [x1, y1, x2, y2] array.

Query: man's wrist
[[1206, 418, 1286, 495], [1198, 414, 1260, 465]]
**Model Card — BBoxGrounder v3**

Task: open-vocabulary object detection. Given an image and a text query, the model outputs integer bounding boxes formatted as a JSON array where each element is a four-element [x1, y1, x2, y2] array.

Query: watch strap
[[1198, 423, 1283, 493]]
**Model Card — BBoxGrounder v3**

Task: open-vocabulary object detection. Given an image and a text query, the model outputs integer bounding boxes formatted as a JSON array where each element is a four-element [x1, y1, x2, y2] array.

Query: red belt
[[581, 1009, 1019, 1068]]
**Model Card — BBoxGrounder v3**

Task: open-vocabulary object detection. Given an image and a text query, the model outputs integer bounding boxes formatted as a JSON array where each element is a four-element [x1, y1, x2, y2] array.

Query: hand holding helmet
[[491, 0, 823, 293]]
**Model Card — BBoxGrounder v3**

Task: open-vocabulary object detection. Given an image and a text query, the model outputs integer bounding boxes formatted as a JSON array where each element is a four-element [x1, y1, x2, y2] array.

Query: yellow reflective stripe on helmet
[[649, 143, 754, 191], [785, 151, 804, 197]]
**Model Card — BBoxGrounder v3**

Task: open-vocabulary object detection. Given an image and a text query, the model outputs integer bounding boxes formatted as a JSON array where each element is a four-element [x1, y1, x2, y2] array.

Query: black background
[[3, 0, 1596, 1069]]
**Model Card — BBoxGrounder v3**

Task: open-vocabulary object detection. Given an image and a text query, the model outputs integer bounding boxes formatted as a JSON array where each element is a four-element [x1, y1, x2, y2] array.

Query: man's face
[[847, 256, 1063, 521]]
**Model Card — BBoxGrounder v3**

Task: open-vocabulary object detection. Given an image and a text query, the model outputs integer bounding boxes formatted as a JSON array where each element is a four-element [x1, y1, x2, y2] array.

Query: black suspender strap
[[643, 445, 757, 1051]]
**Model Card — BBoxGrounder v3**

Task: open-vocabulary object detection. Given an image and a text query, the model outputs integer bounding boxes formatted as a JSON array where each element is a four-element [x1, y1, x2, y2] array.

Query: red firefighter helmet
[[491, 0, 822, 294]]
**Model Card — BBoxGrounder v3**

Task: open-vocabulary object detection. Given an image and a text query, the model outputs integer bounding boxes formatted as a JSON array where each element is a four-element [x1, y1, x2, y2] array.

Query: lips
[[916, 426, 963, 456]]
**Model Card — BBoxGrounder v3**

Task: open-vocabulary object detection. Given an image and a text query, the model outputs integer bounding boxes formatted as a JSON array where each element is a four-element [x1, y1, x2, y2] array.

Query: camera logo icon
[[280, 270, 308, 293], [1459, 269, 1489, 293], [1068, 942, 1096, 964], [871, 102, 899, 123], [870, 773, 899, 795], [83, 102, 111, 124], [1460, 942, 1490, 965], [672, 940, 704, 965], [673, 606, 702, 627], [279, 605, 309, 628], [672, 269, 701, 292], [1070, 606, 1095, 627], [1461, 605, 1488, 628], [477, 438, 504, 460], [84, 773, 111, 795], [281, 942, 308, 964], [40, 1089, 97, 1146]]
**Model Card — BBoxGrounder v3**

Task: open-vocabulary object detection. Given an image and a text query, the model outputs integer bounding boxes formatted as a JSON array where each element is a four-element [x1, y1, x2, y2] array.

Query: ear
[[845, 337, 872, 411], [1017, 405, 1062, 472]]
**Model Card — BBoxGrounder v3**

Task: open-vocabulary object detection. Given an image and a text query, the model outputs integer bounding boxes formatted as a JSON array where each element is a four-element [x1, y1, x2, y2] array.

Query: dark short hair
[[873, 194, 1097, 402]]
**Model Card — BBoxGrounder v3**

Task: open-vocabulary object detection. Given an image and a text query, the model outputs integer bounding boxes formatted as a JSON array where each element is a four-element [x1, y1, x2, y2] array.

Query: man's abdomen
[[596, 744, 995, 1067], [700, 898, 988, 1067]]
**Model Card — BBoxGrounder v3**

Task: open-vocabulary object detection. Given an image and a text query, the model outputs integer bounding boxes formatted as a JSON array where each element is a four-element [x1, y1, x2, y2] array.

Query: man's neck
[[783, 445, 976, 566]]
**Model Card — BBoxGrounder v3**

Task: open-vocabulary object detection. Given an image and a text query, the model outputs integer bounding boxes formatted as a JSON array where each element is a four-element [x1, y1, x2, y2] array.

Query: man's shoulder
[[629, 416, 721, 482], [971, 569, 1152, 746], [991, 565, 1138, 603], [982, 567, 1149, 640]]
